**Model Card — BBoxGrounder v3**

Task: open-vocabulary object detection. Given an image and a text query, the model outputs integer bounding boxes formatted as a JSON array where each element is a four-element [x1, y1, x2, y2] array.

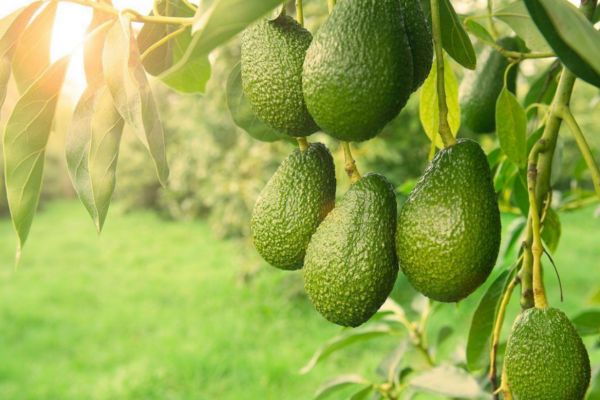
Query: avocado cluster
[[242, 0, 502, 329]]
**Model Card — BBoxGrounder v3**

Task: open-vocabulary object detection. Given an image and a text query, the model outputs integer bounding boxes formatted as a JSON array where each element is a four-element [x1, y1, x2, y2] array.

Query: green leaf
[[314, 375, 369, 400], [541, 208, 561, 253], [0, 2, 44, 108], [493, 158, 518, 192], [494, 2, 551, 53], [571, 310, 600, 336], [419, 57, 460, 148], [138, 0, 211, 93], [466, 270, 510, 372], [512, 173, 529, 216], [84, 0, 114, 85], [496, 86, 527, 168], [464, 19, 495, 45], [103, 18, 169, 186], [587, 369, 600, 400], [500, 216, 526, 259], [439, 0, 476, 69], [300, 325, 394, 374], [161, 0, 286, 85], [3, 56, 70, 249], [524, 0, 600, 88], [11, 3, 57, 92], [409, 365, 487, 398], [66, 85, 124, 232], [349, 385, 373, 400], [226, 62, 286, 142]]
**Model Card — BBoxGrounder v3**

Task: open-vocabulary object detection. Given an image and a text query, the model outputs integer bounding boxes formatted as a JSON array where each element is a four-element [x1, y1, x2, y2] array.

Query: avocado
[[302, 0, 414, 142], [460, 37, 520, 134], [251, 143, 336, 270], [396, 139, 501, 302], [505, 307, 591, 399], [241, 15, 318, 137], [400, 0, 433, 92], [303, 173, 398, 327]]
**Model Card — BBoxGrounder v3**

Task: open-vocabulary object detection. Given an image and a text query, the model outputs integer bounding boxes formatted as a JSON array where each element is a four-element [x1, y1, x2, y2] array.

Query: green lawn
[[0, 201, 598, 399]]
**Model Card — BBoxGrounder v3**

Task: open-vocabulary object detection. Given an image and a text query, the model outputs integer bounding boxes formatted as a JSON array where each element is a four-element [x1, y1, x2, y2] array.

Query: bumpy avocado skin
[[302, 0, 414, 142], [251, 143, 336, 270], [460, 37, 520, 134], [396, 139, 501, 302], [505, 307, 591, 400], [303, 174, 398, 327], [400, 0, 433, 92], [241, 15, 318, 137]]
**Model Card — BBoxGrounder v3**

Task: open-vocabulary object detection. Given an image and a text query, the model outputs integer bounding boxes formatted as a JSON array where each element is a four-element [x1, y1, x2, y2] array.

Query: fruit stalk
[[519, 0, 597, 309], [429, 0, 457, 148], [342, 142, 361, 183], [558, 107, 600, 200], [327, 0, 336, 13], [296, 0, 305, 26]]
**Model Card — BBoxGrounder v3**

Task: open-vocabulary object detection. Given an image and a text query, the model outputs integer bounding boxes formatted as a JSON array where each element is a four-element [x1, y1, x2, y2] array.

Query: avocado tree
[[1, 0, 600, 398]]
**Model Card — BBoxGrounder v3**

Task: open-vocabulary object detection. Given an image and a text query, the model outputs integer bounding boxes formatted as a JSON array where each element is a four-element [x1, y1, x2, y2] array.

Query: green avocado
[[251, 143, 336, 270], [505, 307, 591, 400], [303, 173, 398, 327], [241, 15, 318, 137], [460, 37, 520, 134], [400, 0, 433, 92], [302, 0, 414, 142], [396, 139, 501, 302]]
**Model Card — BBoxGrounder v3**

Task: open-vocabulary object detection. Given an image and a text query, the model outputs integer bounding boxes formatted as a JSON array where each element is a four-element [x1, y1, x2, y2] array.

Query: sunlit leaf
[[541, 208, 561, 253], [314, 374, 369, 400], [84, 0, 114, 85], [496, 86, 527, 168], [138, 0, 211, 93], [161, 0, 286, 86], [524, 0, 600, 88], [11, 3, 57, 92], [66, 85, 124, 232], [226, 62, 286, 142], [300, 325, 394, 374], [439, 0, 476, 69], [0, 2, 44, 108], [494, 2, 551, 53], [419, 57, 460, 148], [409, 365, 489, 398], [349, 385, 373, 400], [103, 18, 169, 186], [3, 56, 70, 249], [466, 270, 510, 372]]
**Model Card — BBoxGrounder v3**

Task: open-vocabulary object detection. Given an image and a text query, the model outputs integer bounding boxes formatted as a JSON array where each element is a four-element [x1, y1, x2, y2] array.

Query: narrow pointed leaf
[[3, 56, 70, 248], [409, 365, 488, 398], [66, 85, 124, 231], [12, 3, 57, 92], [161, 0, 286, 86], [572, 310, 600, 336], [541, 208, 561, 253], [84, 0, 114, 85], [300, 325, 394, 374], [0, 1, 43, 108], [314, 375, 369, 400], [439, 0, 476, 69], [103, 18, 169, 185], [419, 57, 460, 148], [466, 270, 510, 371], [464, 19, 495, 45], [524, 0, 600, 88], [494, 2, 551, 53], [496, 87, 527, 168]]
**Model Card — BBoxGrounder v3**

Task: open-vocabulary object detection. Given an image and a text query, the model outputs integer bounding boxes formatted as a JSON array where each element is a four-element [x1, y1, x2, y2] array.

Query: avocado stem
[[429, 0, 457, 148], [297, 137, 309, 152], [527, 140, 549, 309], [295, 0, 304, 26], [327, 0, 336, 13], [342, 142, 361, 183]]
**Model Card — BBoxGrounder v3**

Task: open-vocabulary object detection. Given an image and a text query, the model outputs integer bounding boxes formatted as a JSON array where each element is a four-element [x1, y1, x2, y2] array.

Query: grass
[[0, 201, 599, 399]]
